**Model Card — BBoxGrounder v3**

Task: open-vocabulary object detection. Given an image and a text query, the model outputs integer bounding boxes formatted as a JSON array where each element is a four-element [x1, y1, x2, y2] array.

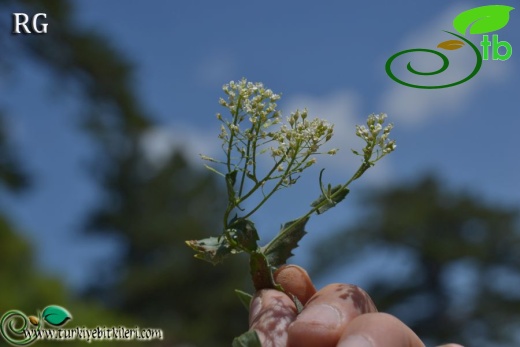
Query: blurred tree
[[0, 114, 29, 193], [86, 150, 250, 346], [311, 176, 520, 347], [0, 218, 143, 347], [1, 0, 250, 345]]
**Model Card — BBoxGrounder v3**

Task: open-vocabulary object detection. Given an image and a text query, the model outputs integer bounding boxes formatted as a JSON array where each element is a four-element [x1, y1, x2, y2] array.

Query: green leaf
[[311, 185, 349, 214], [250, 251, 280, 291], [185, 236, 236, 265], [262, 217, 309, 269], [235, 289, 253, 311], [453, 5, 514, 35], [232, 330, 262, 347], [290, 294, 304, 314], [228, 218, 259, 252], [203, 164, 224, 177], [42, 305, 72, 326]]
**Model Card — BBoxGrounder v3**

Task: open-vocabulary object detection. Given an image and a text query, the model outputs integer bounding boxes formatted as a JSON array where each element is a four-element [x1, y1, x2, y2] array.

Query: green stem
[[238, 134, 252, 198], [275, 159, 372, 237], [226, 97, 242, 173], [242, 150, 300, 220], [224, 204, 233, 229], [238, 119, 262, 197], [224, 155, 286, 227], [238, 156, 285, 203]]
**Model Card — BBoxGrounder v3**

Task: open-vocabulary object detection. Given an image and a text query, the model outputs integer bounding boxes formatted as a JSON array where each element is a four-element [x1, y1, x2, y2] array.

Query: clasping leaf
[[227, 218, 259, 252], [311, 185, 349, 215], [262, 217, 309, 269], [185, 236, 235, 265]]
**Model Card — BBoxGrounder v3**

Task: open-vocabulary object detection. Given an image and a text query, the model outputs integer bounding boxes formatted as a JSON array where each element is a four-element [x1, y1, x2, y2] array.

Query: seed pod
[[28, 315, 39, 326]]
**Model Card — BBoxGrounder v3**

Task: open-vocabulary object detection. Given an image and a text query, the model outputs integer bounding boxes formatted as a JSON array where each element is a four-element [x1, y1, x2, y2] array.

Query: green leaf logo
[[453, 5, 514, 35], [42, 306, 72, 326]]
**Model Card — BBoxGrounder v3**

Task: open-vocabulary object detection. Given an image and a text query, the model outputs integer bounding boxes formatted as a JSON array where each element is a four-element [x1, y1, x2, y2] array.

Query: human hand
[[249, 265, 462, 347]]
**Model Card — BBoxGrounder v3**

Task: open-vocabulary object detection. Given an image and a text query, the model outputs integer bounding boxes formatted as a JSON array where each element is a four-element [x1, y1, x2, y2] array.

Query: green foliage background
[[311, 177, 520, 346]]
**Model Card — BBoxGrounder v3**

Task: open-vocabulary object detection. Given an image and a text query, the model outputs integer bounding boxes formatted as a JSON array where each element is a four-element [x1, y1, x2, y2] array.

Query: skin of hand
[[249, 265, 463, 347]]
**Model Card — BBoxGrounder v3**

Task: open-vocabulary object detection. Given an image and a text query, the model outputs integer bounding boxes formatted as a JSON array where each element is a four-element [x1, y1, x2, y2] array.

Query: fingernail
[[338, 335, 373, 347], [297, 304, 341, 328]]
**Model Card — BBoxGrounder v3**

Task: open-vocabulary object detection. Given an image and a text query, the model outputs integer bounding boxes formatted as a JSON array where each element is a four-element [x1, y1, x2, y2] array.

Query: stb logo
[[12, 13, 48, 34], [386, 5, 514, 89]]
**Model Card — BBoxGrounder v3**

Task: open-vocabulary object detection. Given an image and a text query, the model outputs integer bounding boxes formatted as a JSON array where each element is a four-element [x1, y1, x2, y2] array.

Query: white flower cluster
[[216, 79, 281, 146], [268, 109, 335, 170], [208, 78, 337, 189], [355, 113, 396, 162]]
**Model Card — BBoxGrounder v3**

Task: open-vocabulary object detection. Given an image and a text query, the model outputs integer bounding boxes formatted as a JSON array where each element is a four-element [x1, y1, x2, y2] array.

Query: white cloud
[[140, 123, 220, 169], [379, 3, 511, 127]]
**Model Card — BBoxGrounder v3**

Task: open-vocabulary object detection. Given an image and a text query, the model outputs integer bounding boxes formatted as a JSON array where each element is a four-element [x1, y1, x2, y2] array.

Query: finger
[[337, 312, 424, 347], [249, 289, 297, 347], [274, 264, 317, 305], [288, 284, 377, 347]]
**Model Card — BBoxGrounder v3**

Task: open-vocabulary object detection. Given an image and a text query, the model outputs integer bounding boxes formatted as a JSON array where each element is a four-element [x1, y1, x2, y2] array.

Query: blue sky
[[2, 0, 519, 289]]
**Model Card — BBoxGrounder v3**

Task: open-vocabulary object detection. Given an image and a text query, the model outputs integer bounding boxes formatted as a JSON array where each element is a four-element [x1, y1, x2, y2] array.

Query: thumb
[[274, 264, 317, 305]]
